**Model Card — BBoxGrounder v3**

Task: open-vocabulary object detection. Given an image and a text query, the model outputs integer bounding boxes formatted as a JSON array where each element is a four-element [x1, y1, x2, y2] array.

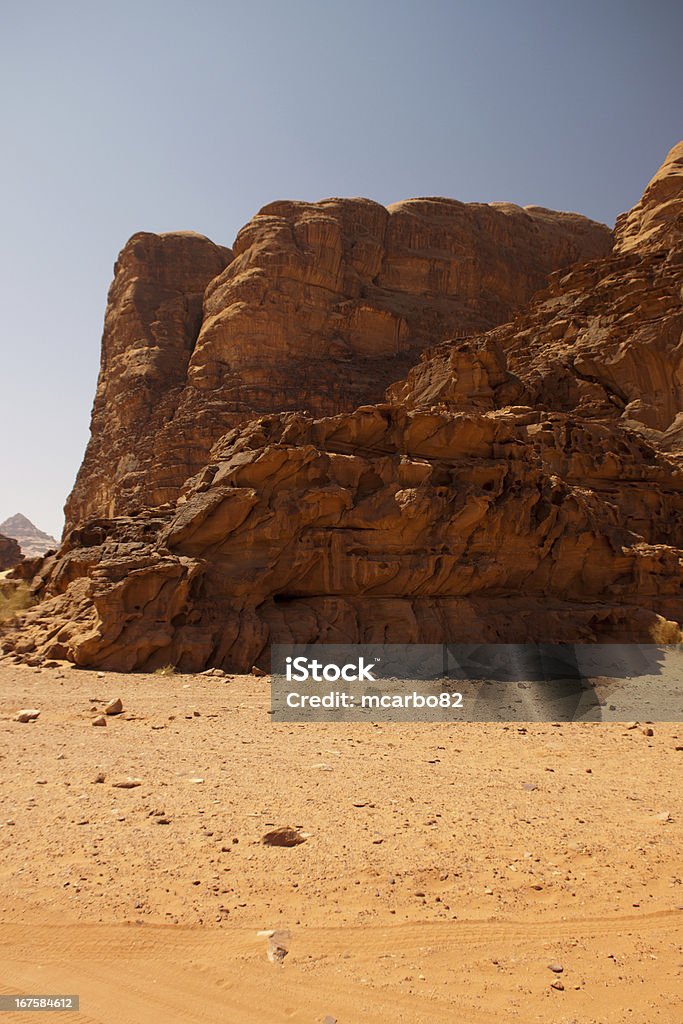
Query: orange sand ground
[[0, 663, 681, 1023]]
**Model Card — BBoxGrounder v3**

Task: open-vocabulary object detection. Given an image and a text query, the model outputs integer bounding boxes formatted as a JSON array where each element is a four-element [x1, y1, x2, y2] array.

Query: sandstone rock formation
[[0, 515, 57, 559], [393, 142, 683, 442], [615, 139, 683, 255], [64, 232, 233, 527], [0, 534, 22, 571], [65, 203, 611, 528], [3, 143, 681, 671]]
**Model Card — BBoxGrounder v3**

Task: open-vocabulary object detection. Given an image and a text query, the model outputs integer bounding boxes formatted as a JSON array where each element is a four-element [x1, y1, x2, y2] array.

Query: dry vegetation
[[0, 578, 34, 624]]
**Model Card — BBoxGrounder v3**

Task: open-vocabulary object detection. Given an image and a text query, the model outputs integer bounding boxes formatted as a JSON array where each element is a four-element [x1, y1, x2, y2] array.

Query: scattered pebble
[[92, 715, 107, 727], [643, 727, 654, 737], [262, 826, 308, 847], [265, 929, 290, 964], [551, 980, 565, 991], [111, 778, 142, 789], [105, 697, 123, 716], [15, 709, 40, 723], [93, 773, 106, 784], [548, 962, 564, 973]]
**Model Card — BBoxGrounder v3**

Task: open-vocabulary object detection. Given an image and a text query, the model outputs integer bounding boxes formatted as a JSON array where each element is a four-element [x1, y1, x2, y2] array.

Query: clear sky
[[1, 0, 681, 539]]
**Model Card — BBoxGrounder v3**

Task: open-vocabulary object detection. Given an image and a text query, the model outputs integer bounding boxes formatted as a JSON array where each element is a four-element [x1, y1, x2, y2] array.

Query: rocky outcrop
[[7, 400, 681, 670], [393, 141, 683, 442], [0, 515, 57, 559], [0, 534, 22, 571], [615, 140, 683, 255], [64, 232, 233, 528], [4, 143, 681, 671], [65, 202, 611, 528]]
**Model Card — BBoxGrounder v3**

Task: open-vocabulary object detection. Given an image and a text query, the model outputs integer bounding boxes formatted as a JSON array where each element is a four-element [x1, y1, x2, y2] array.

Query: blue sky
[[1, 0, 681, 538]]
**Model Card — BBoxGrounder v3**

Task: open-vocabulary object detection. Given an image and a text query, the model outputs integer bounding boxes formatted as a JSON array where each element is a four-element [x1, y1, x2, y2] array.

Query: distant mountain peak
[[0, 514, 58, 558], [2, 512, 33, 529]]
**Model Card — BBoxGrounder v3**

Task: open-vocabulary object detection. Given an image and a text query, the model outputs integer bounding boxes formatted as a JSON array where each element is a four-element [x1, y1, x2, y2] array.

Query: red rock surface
[[65, 201, 611, 528], [4, 144, 682, 671], [64, 231, 233, 527]]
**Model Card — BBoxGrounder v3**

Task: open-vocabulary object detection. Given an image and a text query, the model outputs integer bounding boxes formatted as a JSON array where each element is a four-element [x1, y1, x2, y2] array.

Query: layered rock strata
[[65, 203, 611, 528]]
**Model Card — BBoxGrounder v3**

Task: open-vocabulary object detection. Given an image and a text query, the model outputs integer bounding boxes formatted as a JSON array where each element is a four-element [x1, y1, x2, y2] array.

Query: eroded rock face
[[64, 231, 234, 528], [0, 534, 22, 571], [64, 200, 611, 528], [6, 399, 682, 670], [4, 143, 682, 670], [615, 140, 683, 255], [394, 143, 683, 442]]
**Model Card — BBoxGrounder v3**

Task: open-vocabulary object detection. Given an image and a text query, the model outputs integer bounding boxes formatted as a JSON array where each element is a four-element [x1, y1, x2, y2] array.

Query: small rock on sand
[[261, 929, 290, 964], [15, 709, 40, 723], [111, 778, 142, 789], [105, 697, 123, 715], [262, 826, 308, 847], [92, 715, 107, 727]]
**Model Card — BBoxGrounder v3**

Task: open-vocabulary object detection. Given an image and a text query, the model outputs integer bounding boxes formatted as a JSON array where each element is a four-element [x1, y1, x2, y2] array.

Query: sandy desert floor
[[0, 662, 681, 1023]]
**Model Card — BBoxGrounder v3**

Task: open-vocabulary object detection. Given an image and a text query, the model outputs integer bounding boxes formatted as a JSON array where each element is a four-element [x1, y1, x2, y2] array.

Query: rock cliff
[[4, 143, 682, 670], [65, 201, 611, 528]]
